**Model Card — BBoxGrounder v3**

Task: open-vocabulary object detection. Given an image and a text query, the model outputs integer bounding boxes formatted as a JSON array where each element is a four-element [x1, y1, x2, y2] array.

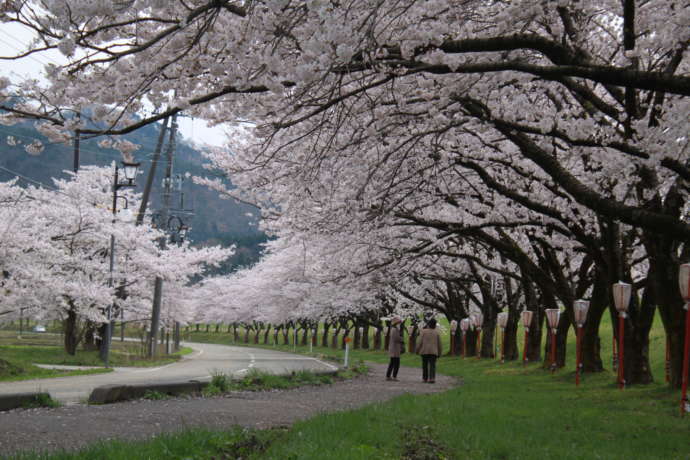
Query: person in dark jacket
[[386, 316, 404, 381], [415, 318, 442, 383]]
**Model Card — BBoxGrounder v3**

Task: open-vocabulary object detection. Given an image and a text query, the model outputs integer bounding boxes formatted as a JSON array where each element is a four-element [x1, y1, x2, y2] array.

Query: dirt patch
[[0, 363, 459, 456], [401, 424, 452, 460]]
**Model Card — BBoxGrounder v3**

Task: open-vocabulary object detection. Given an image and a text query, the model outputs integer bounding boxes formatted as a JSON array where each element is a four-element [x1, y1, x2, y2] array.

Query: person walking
[[386, 316, 404, 381], [416, 318, 442, 383]]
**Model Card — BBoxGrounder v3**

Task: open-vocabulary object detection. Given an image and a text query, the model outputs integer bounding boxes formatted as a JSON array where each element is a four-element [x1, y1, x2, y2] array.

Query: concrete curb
[[88, 381, 208, 404], [0, 392, 52, 411]]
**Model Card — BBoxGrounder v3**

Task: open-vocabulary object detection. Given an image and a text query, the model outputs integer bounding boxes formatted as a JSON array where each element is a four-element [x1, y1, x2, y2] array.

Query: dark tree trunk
[[82, 322, 98, 351], [321, 322, 330, 347], [526, 310, 543, 362], [581, 270, 607, 372], [263, 326, 271, 344], [301, 327, 309, 346], [282, 328, 290, 345], [503, 313, 519, 361], [244, 328, 250, 343], [254, 327, 260, 344], [63, 309, 80, 355], [373, 326, 382, 350], [353, 326, 361, 349], [361, 325, 370, 349]]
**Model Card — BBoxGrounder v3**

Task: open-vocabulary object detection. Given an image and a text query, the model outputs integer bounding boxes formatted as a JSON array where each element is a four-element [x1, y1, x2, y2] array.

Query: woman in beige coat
[[415, 318, 442, 383], [386, 317, 404, 381]]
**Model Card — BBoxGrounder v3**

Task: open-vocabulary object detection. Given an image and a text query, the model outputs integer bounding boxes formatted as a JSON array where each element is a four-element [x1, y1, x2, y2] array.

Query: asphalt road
[[0, 342, 338, 403]]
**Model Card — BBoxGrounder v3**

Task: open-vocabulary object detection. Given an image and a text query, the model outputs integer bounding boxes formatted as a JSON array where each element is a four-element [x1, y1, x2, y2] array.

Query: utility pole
[[73, 130, 80, 173], [149, 115, 177, 357]]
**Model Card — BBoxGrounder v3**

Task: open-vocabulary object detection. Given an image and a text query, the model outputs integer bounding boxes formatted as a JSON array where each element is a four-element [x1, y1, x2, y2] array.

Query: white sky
[[0, 22, 229, 147]]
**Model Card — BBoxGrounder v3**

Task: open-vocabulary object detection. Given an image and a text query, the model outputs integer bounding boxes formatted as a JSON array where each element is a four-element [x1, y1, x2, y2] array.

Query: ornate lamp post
[[450, 320, 458, 356], [612, 282, 631, 389], [460, 318, 470, 358], [472, 312, 484, 359], [104, 160, 140, 368], [497, 312, 508, 363], [574, 299, 590, 386], [545, 308, 560, 373], [678, 263, 690, 415], [521, 310, 533, 365]]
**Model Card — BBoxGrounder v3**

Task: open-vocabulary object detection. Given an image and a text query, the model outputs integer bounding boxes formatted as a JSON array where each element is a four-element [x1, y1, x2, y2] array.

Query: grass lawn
[[10, 313, 690, 459], [0, 331, 193, 382]]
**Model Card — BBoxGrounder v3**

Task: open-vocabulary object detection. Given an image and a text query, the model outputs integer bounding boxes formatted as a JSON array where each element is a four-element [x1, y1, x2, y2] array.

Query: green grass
[[201, 366, 361, 396], [0, 331, 193, 381], [9, 427, 282, 460], [10, 314, 690, 459], [182, 314, 690, 459]]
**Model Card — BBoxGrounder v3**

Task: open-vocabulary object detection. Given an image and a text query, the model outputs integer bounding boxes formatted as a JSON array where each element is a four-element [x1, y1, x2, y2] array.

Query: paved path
[[0, 362, 458, 456], [0, 342, 338, 403]]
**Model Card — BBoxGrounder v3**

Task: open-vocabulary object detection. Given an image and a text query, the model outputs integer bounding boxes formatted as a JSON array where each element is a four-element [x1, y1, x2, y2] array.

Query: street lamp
[[497, 312, 508, 363], [545, 308, 560, 373], [460, 318, 470, 358], [678, 263, 690, 415], [574, 299, 590, 386], [521, 310, 533, 366], [104, 160, 140, 368], [472, 312, 484, 359], [612, 282, 631, 389]]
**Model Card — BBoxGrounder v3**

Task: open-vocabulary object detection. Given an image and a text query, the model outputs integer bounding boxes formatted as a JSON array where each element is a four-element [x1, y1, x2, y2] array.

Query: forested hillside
[[0, 118, 266, 272]]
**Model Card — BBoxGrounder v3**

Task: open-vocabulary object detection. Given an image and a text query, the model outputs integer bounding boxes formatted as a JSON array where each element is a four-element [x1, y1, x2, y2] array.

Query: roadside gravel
[[0, 362, 459, 456]]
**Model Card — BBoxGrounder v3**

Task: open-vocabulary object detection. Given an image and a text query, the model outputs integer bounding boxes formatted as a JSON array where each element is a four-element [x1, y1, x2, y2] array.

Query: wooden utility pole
[[148, 115, 177, 357]]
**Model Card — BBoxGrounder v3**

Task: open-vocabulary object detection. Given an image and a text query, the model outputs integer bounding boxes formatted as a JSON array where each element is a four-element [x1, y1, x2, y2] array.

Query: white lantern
[[612, 282, 632, 317], [460, 318, 470, 332], [574, 300, 590, 327], [497, 312, 508, 329], [450, 320, 458, 332], [521, 310, 533, 329], [679, 263, 690, 303], [472, 312, 484, 329], [545, 308, 560, 332]]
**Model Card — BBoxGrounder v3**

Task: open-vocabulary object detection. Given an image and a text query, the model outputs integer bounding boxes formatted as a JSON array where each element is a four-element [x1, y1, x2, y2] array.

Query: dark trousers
[[386, 357, 400, 378], [422, 354, 437, 381]]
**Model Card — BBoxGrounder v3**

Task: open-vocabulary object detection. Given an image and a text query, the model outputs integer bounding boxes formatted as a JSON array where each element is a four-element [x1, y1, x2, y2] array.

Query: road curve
[[0, 342, 339, 403]]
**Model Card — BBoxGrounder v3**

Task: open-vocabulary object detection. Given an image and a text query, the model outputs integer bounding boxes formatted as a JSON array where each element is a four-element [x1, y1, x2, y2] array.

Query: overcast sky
[[0, 22, 229, 148]]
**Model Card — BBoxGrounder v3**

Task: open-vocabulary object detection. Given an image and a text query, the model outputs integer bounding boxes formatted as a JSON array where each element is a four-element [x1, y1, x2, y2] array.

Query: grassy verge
[[201, 364, 367, 397], [10, 427, 282, 460], [0, 358, 112, 382], [0, 331, 193, 381], [11, 314, 690, 459]]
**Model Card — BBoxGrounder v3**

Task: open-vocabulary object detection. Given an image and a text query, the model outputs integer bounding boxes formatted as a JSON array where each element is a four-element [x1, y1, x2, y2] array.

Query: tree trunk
[[362, 325, 370, 349], [321, 322, 330, 347], [581, 270, 607, 372], [63, 309, 80, 355], [373, 326, 382, 350], [263, 326, 271, 344], [353, 325, 361, 349]]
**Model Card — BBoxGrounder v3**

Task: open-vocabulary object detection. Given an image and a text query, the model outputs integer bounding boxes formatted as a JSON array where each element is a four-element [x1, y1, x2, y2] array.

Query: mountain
[[0, 117, 266, 272]]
